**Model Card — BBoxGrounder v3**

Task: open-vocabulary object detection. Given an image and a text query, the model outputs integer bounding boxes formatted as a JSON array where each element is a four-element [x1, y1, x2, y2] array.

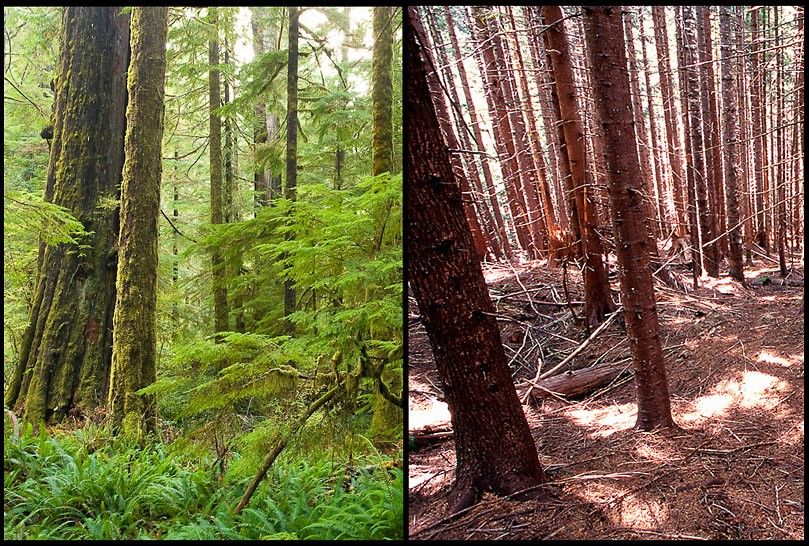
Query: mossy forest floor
[[4, 423, 403, 540], [409, 252, 803, 540]]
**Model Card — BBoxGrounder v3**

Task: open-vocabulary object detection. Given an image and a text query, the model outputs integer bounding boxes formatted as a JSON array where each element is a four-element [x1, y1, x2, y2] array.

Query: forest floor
[[408, 252, 804, 540]]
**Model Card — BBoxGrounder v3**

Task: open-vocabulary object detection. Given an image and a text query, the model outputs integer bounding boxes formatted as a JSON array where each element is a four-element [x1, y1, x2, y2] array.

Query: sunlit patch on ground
[[409, 399, 450, 432], [614, 494, 668, 529], [566, 402, 636, 438], [678, 371, 791, 423], [701, 275, 746, 295], [757, 350, 795, 368]]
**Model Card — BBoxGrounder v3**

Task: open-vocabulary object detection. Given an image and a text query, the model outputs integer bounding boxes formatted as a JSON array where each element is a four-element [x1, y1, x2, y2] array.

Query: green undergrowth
[[4, 424, 403, 540]]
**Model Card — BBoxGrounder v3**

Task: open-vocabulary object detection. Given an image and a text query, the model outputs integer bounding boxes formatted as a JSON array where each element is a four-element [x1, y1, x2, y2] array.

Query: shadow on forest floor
[[408, 256, 804, 540]]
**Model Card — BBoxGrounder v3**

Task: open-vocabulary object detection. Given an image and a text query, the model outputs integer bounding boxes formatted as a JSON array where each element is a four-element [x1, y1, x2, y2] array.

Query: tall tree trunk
[[5, 7, 130, 424], [209, 8, 228, 335], [696, 7, 720, 277], [506, 6, 560, 255], [774, 6, 787, 276], [470, 8, 531, 255], [250, 7, 282, 212], [638, 11, 669, 237], [108, 6, 168, 437], [422, 10, 488, 261], [425, 8, 502, 261], [718, 6, 746, 284], [624, 11, 660, 241], [369, 5, 402, 444], [526, 6, 570, 232], [652, 7, 688, 238], [583, 6, 676, 431], [701, 7, 728, 261], [684, 7, 717, 282], [444, 6, 512, 261], [283, 7, 299, 332], [750, 8, 768, 251], [541, 5, 615, 331], [736, 7, 755, 266], [372, 7, 394, 176], [677, 7, 703, 286], [790, 8, 804, 253], [406, 7, 545, 512]]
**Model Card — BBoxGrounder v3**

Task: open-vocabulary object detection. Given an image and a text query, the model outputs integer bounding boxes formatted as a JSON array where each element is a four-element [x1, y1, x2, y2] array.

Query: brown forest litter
[[408, 259, 804, 540]]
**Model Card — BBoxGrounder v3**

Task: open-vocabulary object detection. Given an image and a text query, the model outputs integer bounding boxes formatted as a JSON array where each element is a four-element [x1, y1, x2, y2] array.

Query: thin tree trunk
[[638, 11, 669, 237], [444, 6, 512, 261], [750, 7, 768, 252], [736, 7, 755, 265], [406, 7, 546, 512], [209, 8, 228, 335], [108, 6, 168, 437], [471, 7, 532, 255], [425, 8, 502, 261], [283, 7, 298, 332], [541, 5, 615, 331], [718, 6, 746, 284]]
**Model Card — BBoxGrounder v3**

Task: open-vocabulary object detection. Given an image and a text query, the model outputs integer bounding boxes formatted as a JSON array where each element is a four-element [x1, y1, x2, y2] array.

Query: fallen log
[[517, 361, 631, 403]]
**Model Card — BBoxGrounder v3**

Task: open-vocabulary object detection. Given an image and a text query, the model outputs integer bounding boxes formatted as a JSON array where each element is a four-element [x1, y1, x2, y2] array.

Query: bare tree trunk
[[541, 5, 615, 331], [638, 10, 669, 237], [283, 7, 299, 333], [425, 7, 503, 261], [750, 7, 768, 252], [444, 6, 513, 261], [470, 7, 533, 255], [652, 7, 688, 238], [406, 7, 546, 512], [583, 6, 676, 432], [718, 6, 746, 284]]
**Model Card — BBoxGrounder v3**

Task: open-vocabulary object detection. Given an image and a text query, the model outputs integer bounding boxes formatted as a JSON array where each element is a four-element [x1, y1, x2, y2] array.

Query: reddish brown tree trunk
[[583, 6, 676, 431], [653, 7, 688, 238], [541, 5, 615, 330], [638, 13, 669, 237], [406, 7, 546, 511], [750, 8, 768, 251], [470, 8, 532, 255], [444, 6, 513, 261], [424, 8, 502, 261], [736, 7, 755, 265], [695, 7, 720, 277], [718, 6, 746, 284]]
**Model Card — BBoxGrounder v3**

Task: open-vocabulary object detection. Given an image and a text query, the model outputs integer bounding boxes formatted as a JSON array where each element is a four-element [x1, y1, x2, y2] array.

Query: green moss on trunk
[[107, 6, 168, 437], [5, 7, 130, 425]]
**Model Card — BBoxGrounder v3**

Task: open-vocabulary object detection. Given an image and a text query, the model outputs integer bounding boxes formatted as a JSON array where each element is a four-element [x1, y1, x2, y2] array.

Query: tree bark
[[108, 6, 168, 437], [583, 6, 676, 431], [750, 8, 768, 252], [444, 6, 512, 261], [283, 7, 299, 332], [541, 5, 615, 331], [406, 7, 546, 512], [5, 7, 130, 424], [209, 8, 228, 335], [652, 7, 688, 238], [696, 7, 720, 277], [425, 7, 501, 261], [372, 6, 394, 176], [718, 6, 746, 284]]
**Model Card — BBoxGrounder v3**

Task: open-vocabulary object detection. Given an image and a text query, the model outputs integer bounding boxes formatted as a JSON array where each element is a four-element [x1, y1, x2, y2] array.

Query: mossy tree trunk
[[283, 6, 299, 333], [108, 6, 168, 438], [369, 6, 402, 445], [4, 7, 130, 425], [208, 7, 229, 335]]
